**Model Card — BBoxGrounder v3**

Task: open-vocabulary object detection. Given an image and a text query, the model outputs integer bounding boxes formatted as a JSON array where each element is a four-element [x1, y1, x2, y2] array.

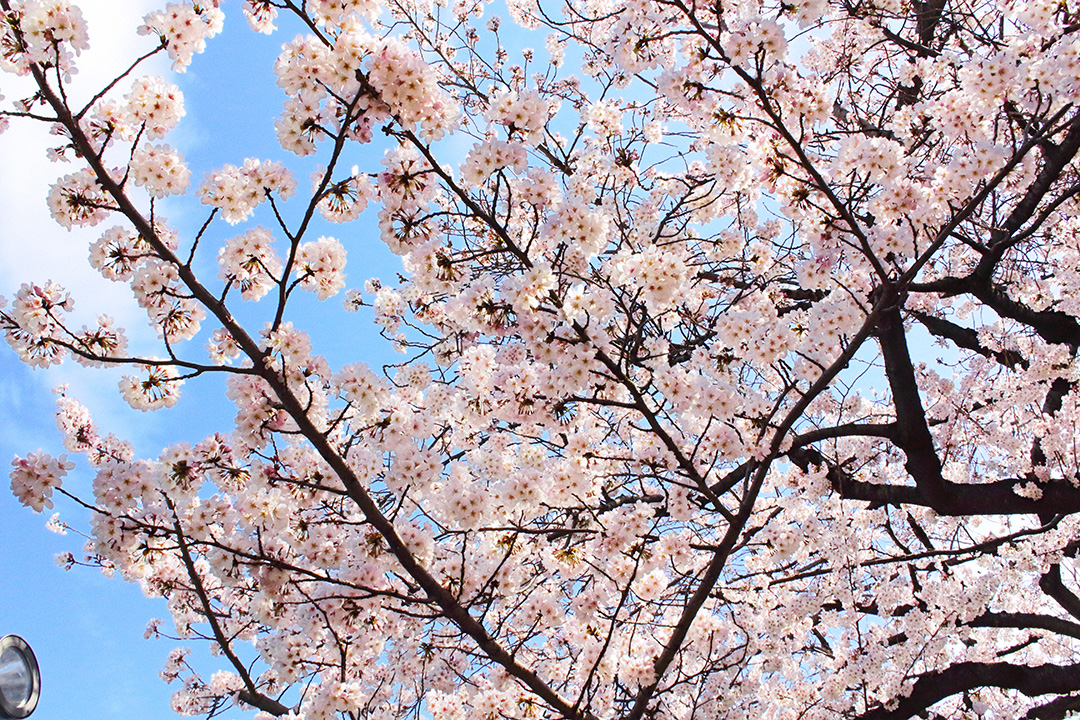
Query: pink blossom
[[10, 451, 73, 512]]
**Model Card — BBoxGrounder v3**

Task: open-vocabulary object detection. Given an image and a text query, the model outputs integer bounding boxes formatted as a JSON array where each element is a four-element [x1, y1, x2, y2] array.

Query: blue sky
[[0, 2, 404, 717]]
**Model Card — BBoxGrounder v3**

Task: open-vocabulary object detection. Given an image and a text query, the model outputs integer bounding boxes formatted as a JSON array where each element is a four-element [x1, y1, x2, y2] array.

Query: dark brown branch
[[1039, 565, 1080, 621], [898, 105, 1073, 289], [970, 281, 1080, 348], [978, 113, 1080, 271], [906, 113, 1080, 349], [969, 611, 1080, 641], [834, 475, 1080, 515], [167, 501, 292, 716], [1027, 693, 1080, 720], [908, 275, 1080, 349], [915, 0, 947, 50], [857, 661, 1080, 720], [909, 309, 1027, 369], [876, 294, 954, 512]]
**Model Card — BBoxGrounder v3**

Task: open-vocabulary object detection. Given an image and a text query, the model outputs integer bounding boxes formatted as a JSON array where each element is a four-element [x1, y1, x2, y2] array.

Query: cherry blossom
[[293, 236, 346, 300], [199, 159, 297, 224], [131, 143, 191, 198], [119, 361, 184, 410], [47, 168, 114, 228], [139, 1, 223, 72], [0, 0, 88, 73], [218, 227, 282, 301], [5, 0, 1080, 718], [125, 76, 186, 140], [10, 451, 73, 512]]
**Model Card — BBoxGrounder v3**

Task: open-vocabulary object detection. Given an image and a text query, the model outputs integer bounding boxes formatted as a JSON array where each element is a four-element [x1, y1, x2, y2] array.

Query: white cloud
[[0, 0, 169, 312], [0, 0, 176, 446]]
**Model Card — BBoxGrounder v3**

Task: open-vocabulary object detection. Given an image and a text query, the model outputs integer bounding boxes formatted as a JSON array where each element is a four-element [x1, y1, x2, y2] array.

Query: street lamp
[[0, 636, 39, 719]]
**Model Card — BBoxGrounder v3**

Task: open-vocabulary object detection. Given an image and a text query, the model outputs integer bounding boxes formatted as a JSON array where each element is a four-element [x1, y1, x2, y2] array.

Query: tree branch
[[968, 611, 1080, 641], [876, 294, 954, 512], [857, 661, 1080, 720]]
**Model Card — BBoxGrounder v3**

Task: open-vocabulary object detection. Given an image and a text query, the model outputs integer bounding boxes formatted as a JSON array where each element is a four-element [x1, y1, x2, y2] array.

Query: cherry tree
[[4, 0, 1080, 717]]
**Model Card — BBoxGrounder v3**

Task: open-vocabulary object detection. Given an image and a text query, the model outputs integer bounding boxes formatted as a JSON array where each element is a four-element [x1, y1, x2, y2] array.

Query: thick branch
[[970, 281, 1080, 348], [1027, 694, 1080, 720], [857, 661, 1080, 720], [907, 112, 1080, 348], [876, 296, 954, 512], [978, 113, 1080, 273], [1039, 565, 1080, 621], [969, 611, 1080, 641], [835, 475, 1080, 515], [909, 309, 1027, 369], [910, 274, 1080, 347]]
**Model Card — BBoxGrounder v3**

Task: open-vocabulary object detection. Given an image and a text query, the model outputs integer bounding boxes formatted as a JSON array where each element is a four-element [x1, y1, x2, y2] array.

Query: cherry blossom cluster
[[540, 197, 611, 265], [2, 281, 72, 367], [308, 0, 380, 27], [46, 168, 114, 228], [8, 0, 1080, 718], [131, 144, 191, 198], [582, 98, 623, 137], [119, 361, 184, 410], [206, 327, 241, 365], [484, 87, 550, 145], [606, 243, 692, 314], [63, 75, 188, 158], [294, 236, 347, 300], [125, 76, 186, 140], [87, 222, 178, 325], [138, 2, 223, 72], [199, 159, 297, 224], [0, 0, 88, 74], [238, 2, 275, 33], [459, 139, 527, 187], [217, 227, 283, 301], [365, 37, 459, 141], [9, 451, 73, 512], [131, 258, 205, 341], [376, 147, 442, 255], [71, 315, 128, 367], [316, 168, 375, 223]]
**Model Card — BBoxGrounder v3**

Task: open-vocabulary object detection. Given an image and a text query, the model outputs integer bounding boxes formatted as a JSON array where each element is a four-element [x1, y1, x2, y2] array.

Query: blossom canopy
[[4, 0, 1080, 718]]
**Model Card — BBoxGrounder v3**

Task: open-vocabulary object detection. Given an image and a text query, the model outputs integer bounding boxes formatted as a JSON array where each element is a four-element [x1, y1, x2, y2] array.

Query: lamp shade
[[0, 636, 39, 719]]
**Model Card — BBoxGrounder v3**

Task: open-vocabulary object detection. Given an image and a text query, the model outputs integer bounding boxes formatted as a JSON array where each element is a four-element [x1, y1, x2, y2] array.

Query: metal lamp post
[[0, 636, 39, 719]]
